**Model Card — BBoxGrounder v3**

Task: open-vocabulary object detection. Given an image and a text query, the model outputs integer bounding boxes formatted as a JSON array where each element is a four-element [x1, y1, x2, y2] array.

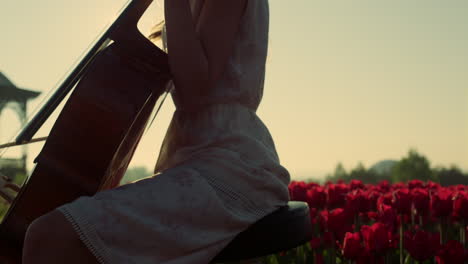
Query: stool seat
[[211, 201, 312, 263]]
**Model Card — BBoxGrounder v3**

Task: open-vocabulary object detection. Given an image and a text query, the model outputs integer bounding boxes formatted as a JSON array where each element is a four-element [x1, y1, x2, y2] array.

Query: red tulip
[[350, 180, 365, 190], [284, 180, 468, 263], [366, 190, 381, 212], [364, 211, 378, 222], [288, 181, 309, 202], [377, 180, 391, 193], [431, 188, 453, 218], [404, 229, 440, 261], [392, 188, 412, 215], [408, 180, 425, 190], [377, 192, 393, 209], [306, 186, 326, 209], [328, 208, 349, 228], [426, 181, 441, 191], [453, 191, 468, 221], [306, 182, 320, 189], [378, 204, 398, 231], [320, 208, 352, 242], [331, 208, 353, 240], [327, 183, 350, 209], [342, 232, 365, 260], [411, 188, 430, 216], [345, 189, 369, 216], [436, 240, 466, 264], [361, 223, 393, 254]]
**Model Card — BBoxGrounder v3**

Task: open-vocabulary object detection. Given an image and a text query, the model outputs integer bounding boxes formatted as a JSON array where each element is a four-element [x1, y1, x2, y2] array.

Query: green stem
[[354, 214, 359, 232], [327, 233, 336, 264], [400, 217, 404, 264], [461, 221, 466, 248], [331, 247, 336, 264], [439, 217, 446, 245]]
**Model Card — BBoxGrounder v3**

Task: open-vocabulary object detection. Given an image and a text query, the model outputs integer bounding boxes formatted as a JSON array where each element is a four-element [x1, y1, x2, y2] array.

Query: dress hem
[[57, 204, 115, 264]]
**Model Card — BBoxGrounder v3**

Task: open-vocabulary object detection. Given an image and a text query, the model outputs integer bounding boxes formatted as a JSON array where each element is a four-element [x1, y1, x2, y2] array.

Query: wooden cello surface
[[0, 1, 170, 262]]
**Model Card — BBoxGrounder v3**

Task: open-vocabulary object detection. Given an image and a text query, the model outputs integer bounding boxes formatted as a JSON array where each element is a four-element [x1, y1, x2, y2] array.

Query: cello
[[0, 0, 170, 262]]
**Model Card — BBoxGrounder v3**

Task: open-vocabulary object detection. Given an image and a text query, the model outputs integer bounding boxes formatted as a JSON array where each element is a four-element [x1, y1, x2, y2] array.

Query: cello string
[[0, 82, 172, 151], [145, 80, 174, 133], [0, 83, 171, 154]]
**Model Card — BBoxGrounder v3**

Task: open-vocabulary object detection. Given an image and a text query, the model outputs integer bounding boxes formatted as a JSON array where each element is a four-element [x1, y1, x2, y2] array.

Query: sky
[[0, 0, 467, 181]]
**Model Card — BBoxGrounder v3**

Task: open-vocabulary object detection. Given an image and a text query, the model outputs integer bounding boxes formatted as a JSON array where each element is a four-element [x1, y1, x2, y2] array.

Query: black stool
[[211, 201, 313, 263]]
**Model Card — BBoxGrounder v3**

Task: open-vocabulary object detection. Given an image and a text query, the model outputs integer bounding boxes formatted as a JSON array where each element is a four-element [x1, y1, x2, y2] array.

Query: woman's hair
[[149, 20, 165, 40], [149, 20, 167, 51]]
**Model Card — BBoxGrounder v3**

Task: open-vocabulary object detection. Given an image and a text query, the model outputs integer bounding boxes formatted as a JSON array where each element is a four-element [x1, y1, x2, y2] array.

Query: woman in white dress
[[22, 0, 290, 263]]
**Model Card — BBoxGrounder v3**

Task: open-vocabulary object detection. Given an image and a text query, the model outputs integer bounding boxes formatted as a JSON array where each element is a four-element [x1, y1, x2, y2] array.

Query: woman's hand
[[0, 174, 21, 204]]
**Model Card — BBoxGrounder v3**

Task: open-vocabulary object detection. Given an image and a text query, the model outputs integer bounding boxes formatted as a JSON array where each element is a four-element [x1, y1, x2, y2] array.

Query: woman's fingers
[[1, 174, 10, 183], [5, 183, 21, 192], [0, 173, 21, 203], [0, 190, 14, 204]]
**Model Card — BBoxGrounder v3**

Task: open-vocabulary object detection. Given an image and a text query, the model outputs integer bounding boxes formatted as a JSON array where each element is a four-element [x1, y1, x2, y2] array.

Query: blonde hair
[[149, 20, 165, 40], [148, 20, 167, 51]]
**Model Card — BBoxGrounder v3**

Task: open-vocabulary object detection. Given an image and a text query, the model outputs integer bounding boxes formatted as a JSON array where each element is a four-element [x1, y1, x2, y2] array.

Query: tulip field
[[265, 180, 468, 264]]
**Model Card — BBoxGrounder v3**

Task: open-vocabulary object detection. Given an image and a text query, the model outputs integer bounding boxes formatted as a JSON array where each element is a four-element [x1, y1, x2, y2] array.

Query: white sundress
[[57, 0, 291, 263]]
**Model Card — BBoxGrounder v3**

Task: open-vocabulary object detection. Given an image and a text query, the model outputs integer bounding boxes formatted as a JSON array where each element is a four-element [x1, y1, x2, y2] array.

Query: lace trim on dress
[[58, 206, 114, 264]]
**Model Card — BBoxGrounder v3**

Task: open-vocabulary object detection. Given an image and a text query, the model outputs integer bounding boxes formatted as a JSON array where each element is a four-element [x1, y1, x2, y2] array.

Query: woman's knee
[[26, 210, 68, 240], [25, 210, 61, 248], [23, 210, 97, 263]]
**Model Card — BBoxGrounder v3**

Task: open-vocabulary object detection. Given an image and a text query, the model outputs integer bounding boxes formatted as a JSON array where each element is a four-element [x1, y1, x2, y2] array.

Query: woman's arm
[[164, 0, 247, 100]]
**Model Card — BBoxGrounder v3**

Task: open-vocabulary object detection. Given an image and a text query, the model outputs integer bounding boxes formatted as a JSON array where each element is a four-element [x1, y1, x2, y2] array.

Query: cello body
[[0, 1, 170, 262]]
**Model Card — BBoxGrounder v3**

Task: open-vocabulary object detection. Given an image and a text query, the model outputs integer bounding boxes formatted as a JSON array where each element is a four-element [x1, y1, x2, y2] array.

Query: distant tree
[[369, 160, 397, 181], [391, 149, 434, 183], [121, 166, 151, 185], [323, 149, 465, 185], [434, 166, 468, 186], [348, 162, 382, 184], [325, 162, 348, 182], [334, 163, 347, 179], [326, 162, 385, 184]]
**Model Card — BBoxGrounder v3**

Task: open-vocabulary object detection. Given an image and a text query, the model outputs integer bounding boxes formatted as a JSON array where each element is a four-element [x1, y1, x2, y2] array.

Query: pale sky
[[1, 0, 467, 181]]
